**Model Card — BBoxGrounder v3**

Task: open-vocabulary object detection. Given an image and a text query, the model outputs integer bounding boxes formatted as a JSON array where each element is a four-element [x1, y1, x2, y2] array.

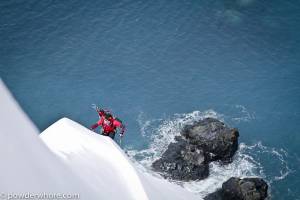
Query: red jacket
[[91, 113, 125, 135]]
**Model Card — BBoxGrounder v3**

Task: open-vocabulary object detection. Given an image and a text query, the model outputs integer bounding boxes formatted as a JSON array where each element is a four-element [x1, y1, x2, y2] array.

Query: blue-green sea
[[1, 0, 299, 199]]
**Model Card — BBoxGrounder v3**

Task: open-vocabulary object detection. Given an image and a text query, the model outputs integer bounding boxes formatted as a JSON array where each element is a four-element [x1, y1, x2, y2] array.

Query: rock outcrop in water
[[152, 118, 239, 180], [152, 136, 209, 180], [204, 177, 268, 200], [151, 117, 269, 198]]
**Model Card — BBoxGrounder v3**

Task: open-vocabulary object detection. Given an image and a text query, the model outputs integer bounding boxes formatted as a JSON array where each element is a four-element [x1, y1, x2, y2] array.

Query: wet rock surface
[[152, 118, 239, 180], [204, 177, 268, 200], [152, 137, 209, 180]]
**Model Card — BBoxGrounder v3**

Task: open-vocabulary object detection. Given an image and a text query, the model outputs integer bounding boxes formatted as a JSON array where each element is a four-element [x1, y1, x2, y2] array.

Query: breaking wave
[[127, 110, 292, 199]]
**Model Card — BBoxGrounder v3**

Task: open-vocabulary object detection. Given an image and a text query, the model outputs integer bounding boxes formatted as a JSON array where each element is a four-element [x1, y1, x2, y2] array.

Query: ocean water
[[1, 0, 299, 199]]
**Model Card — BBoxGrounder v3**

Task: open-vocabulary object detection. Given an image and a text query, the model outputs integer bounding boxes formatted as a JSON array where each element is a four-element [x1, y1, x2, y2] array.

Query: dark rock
[[205, 177, 268, 200], [181, 118, 239, 163], [152, 137, 209, 181], [152, 118, 239, 181]]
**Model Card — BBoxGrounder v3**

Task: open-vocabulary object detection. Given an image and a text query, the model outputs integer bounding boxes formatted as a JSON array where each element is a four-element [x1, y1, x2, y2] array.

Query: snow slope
[[0, 80, 99, 199], [40, 118, 199, 200], [0, 79, 199, 200]]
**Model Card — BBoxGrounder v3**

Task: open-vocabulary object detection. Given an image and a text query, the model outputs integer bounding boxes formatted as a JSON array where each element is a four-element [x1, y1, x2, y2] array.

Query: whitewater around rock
[[152, 118, 239, 180]]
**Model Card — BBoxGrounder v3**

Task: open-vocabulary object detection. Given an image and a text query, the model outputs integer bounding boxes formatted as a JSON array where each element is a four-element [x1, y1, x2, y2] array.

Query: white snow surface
[[0, 80, 98, 198], [40, 118, 199, 200], [0, 79, 199, 200]]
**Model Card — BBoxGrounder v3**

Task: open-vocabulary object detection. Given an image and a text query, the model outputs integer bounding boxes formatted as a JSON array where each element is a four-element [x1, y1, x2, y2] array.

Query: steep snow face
[[40, 118, 200, 200], [41, 118, 149, 200], [0, 80, 98, 198]]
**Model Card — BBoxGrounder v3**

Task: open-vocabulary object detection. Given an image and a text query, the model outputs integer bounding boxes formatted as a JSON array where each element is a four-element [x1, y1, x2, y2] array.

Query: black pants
[[101, 132, 115, 140]]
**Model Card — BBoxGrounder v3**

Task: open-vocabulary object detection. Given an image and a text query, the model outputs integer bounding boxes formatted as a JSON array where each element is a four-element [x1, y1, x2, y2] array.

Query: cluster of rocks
[[204, 177, 268, 200], [151, 118, 268, 200], [152, 118, 239, 180]]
